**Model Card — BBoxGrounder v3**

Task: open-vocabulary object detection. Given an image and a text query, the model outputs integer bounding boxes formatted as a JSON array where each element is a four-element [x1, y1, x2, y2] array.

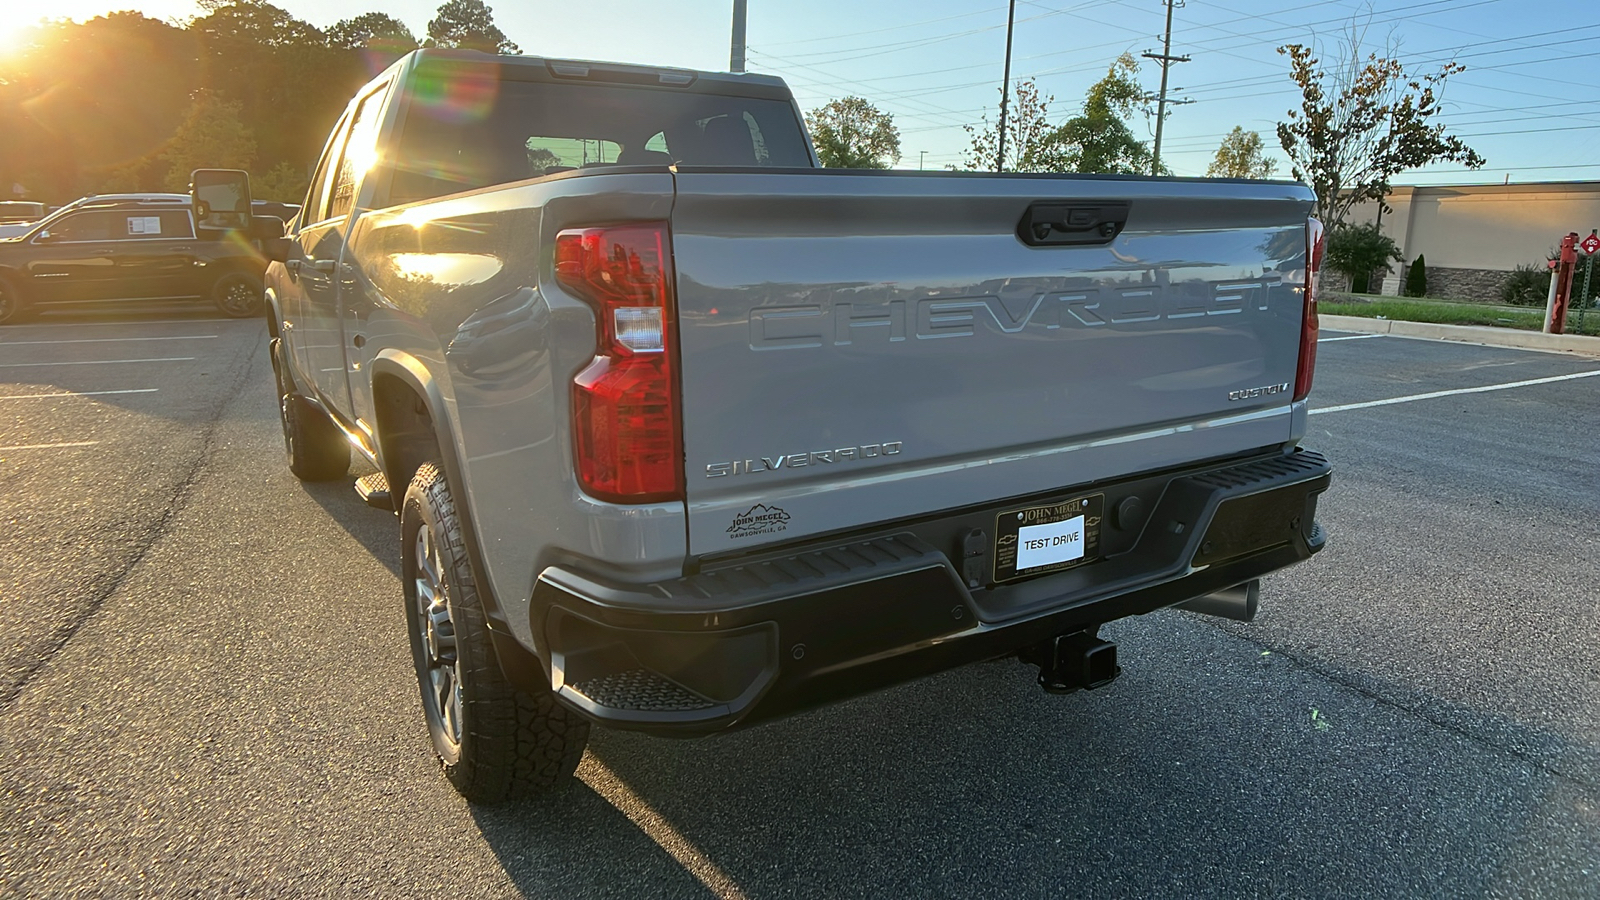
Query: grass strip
[[1321, 298, 1600, 337]]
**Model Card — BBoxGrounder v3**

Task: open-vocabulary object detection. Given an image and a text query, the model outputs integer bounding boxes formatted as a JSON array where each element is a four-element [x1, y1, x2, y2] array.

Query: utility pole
[[730, 0, 747, 74], [1143, 0, 1189, 176], [995, 0, 1016, 173], [919, 150, 927, 170]]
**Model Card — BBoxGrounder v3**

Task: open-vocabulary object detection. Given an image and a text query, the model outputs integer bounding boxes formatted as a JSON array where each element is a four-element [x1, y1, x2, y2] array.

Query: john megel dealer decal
[[727, 504, 790, 539]]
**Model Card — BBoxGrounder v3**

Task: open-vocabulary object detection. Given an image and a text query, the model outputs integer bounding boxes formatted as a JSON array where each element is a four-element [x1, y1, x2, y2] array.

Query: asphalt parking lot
[[2, 312, 1598, 898]]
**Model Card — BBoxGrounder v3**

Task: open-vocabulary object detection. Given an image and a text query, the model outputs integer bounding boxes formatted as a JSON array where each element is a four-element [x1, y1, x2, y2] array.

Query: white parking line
[[0, 389, 159, 401], [0, 335, 217, 346], [0, 441, 100, 452], [1312, 369, 1600, 415], [0, 357, 194, 368], [1319, 333, 1384, 343]]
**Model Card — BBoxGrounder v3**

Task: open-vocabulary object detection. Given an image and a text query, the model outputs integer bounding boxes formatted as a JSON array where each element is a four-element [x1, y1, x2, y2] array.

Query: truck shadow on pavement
[[466, 613, 1597, 899], [295, 474, 402, 578]]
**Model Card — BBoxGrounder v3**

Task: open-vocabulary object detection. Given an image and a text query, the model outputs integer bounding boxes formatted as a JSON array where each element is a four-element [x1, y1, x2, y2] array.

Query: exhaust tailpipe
[[1177, 579, 1260, 622], [1023, 630, 1121, 694]]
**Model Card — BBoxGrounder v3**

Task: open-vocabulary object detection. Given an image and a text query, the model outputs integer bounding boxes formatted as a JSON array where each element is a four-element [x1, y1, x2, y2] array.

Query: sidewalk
[[1321, 314, 1600, 358]]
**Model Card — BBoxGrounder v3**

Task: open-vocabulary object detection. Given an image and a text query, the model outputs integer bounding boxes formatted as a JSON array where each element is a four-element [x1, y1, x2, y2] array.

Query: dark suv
[[0, 193, 270, 324]]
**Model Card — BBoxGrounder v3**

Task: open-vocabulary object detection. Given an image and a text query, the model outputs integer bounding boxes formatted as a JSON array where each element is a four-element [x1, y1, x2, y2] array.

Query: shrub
[[1404, 255, 1427, 297], [1499, 263, 1550, 307], [1326, 223, 1402, 294]]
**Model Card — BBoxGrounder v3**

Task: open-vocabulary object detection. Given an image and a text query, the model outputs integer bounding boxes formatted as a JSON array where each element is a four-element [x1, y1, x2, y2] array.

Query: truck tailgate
[[669, 171, 1314, 556]]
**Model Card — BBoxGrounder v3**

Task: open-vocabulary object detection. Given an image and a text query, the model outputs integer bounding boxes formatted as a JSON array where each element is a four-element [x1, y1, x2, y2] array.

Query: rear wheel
[[212, 271, 263, 318], [402, 462, 588, 803], [273, 340, 349, 481], [0, 276, 31, 325]]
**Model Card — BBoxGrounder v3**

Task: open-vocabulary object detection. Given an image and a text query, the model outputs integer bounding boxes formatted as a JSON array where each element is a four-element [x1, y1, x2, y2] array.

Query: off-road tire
[[402, 462, 588, 804], [273, 341, 349, 481], [0, 275, 32, 325], [212, 271, 264, 318]]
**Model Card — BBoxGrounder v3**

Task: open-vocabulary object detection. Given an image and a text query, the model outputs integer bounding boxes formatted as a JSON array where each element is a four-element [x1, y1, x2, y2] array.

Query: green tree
[[326, 12, 418, 52], [254, 160, 309, 203], [1325, 222, 1401, 294], [806, 97, 901, 169], [191, 1, 354, 196], [160, 91, 257, 192], [0, 12, 198, 200], [1047, 54, 1163, 176], [961, 79, 1068, 173], [425, 0, 519, 54], [1207, 126, 1278, 178], [1277, 25, 1485, 227]]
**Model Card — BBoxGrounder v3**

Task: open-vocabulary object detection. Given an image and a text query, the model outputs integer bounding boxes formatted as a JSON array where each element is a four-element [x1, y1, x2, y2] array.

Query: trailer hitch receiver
[[1022, 629, 1121, 694]]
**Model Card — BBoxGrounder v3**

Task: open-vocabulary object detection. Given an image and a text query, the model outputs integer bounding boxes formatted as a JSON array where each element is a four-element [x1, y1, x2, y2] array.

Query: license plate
[[993, 494, 1103, 584]]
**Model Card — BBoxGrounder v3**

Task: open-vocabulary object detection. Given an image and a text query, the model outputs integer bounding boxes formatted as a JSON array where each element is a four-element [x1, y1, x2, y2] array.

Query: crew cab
[[256, 49, 1332, 804], [0, 194, 272, 323]]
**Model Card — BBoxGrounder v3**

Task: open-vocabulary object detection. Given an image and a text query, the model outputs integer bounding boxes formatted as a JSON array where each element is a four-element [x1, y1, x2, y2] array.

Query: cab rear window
[[386, 75, 809, 206]]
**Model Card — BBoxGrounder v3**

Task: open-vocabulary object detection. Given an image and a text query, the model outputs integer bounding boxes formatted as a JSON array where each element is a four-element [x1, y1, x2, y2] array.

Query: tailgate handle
[[1018, 200, 1131, 247]]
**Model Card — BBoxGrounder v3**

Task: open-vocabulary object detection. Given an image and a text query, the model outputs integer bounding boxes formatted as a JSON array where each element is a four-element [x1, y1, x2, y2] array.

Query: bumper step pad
[[569, 669, 717, 713]]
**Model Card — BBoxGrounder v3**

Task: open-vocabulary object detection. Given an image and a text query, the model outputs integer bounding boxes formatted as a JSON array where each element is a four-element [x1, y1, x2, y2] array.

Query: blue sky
[[10, 0, 1594, 184]]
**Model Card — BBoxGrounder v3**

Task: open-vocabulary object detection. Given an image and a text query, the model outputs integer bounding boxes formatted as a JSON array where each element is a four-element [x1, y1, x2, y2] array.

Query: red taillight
[[555, 223, 682, 503], [1294, 217, 1324, 402]]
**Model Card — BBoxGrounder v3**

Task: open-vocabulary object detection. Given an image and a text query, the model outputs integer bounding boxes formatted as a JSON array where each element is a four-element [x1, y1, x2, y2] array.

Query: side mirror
[[262, 237, 291, 264], [247, 214, 290, 263], [190, 168, 252, 232]]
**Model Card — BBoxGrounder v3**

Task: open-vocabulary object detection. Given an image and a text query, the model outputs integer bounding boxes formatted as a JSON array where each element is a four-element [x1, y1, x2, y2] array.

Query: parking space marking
[[0, 441, 100, 452], [1319, 333, 1384, 343], [0, 389, 158, 401], [1311, 368, 1600, 415], [0, 335, 217, 346], [0, 357, 195, 368]]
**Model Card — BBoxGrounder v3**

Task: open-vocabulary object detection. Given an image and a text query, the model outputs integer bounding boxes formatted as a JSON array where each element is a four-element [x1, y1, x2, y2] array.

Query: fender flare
[[263, 284, 284, 331], [367, 351, 510, 631]]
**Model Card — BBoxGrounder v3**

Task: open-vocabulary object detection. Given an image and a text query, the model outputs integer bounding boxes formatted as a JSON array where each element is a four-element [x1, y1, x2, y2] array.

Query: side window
[[156, 211, 196, 239], [304, 113, 351, 226], [329, 84, 389, 220], [46, 212, 115, 242]]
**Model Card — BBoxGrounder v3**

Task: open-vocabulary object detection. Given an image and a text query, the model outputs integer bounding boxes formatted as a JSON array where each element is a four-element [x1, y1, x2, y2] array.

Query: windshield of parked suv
[[387, 67, 810, 207]]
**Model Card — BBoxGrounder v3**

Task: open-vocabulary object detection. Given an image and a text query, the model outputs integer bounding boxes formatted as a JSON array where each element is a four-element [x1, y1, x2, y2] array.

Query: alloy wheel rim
[[414, 522, 463, 749], [222, 280, 255, 314]]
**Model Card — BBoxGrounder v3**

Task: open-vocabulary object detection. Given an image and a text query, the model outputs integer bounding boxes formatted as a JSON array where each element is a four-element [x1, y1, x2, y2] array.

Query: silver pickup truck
[[261, 49, 1331, 803]]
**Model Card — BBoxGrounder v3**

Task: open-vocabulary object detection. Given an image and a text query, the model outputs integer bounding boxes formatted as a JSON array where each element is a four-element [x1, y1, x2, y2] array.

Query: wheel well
[[372, 373, 442, 495]]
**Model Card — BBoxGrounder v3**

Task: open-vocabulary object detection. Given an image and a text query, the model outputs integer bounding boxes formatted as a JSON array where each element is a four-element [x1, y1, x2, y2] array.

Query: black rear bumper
[[525, 448, 1331, 735]]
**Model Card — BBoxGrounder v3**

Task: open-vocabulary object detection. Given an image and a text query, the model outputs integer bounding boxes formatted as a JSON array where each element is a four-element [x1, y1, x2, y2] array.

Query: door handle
[[170, 245, 193, 252], [312, 259, 338, 274]]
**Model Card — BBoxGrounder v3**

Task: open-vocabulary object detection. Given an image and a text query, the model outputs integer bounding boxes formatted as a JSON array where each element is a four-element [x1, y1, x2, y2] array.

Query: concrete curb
[[1321, 314, 1600, 358]]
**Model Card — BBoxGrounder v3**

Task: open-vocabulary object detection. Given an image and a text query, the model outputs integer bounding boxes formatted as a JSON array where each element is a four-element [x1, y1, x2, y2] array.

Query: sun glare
[[0, 18, 39, 61]]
